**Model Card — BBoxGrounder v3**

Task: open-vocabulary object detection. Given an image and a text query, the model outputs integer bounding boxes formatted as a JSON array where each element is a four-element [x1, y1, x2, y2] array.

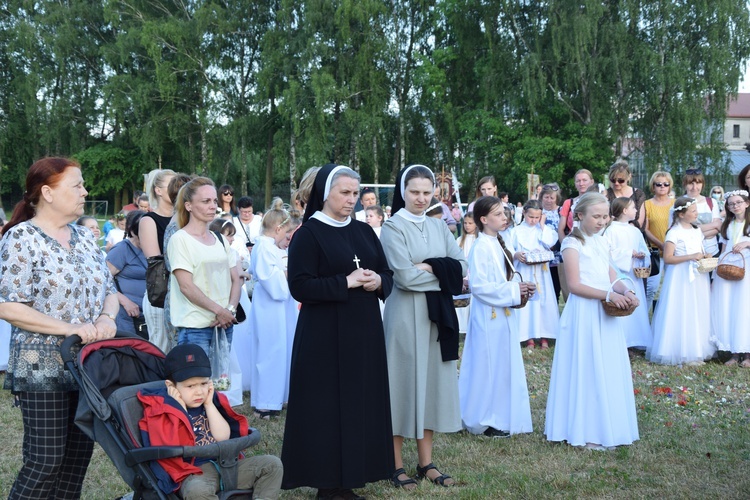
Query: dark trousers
[[9, 391, 94, 500]]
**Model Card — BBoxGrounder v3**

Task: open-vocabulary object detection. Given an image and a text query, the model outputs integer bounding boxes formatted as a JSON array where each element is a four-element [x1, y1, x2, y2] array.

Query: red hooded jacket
[[137, 386, 249, 494]]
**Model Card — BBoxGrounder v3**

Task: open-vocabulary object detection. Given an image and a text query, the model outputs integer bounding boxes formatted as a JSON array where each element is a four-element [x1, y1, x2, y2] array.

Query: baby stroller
[[61, 332, 260, 500]]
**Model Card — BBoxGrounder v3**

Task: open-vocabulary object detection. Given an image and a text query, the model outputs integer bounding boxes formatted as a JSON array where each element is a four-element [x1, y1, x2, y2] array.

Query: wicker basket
[[510, 271, 529, 309], [453, 297, 471, 308], [696, 257, 718, 274], [633, 267, 651, 279], [600, 276, 637, 317], [716, 252, 746, 281]]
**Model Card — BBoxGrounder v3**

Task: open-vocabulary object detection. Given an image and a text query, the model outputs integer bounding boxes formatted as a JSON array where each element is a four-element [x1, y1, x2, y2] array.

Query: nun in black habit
[[281, 164, 395, 499]]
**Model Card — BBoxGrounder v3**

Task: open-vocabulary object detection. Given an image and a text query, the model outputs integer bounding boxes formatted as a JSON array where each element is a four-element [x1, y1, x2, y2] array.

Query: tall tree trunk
[[200, 121, 208, 175], [188, 130, 196, 174], [264, 96, 276, 208], [240, 135, 248, 196], [333, 100, 341, 162], [372, 134, 379, 184], [350, 134, 358, 172], [289, 131, 297, 196]]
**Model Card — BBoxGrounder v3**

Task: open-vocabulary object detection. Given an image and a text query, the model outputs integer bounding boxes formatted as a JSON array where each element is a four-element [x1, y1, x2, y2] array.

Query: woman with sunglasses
[[605, 160, 646, 229], [682, 169, 722, 258], [710, 185, 726, 218], [643, 172, 676, 307], [218, 184, 237, 217]]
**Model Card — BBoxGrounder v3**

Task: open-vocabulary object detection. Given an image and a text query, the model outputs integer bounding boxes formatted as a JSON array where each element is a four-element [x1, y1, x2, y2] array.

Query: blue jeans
[[177, 325, 233, 356]]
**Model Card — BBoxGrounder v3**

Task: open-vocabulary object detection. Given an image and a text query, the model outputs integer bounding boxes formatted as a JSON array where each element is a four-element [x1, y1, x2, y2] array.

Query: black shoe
[[483, 427, 510, 438], [317, 488, 365, 500]]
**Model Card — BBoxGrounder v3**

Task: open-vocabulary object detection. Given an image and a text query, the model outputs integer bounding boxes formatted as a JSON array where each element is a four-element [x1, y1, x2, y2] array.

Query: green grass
[[1, 348, 749, 498]]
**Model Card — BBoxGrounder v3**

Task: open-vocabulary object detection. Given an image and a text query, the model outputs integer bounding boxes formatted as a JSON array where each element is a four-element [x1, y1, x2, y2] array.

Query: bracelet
[[98, 312, 116, 321]]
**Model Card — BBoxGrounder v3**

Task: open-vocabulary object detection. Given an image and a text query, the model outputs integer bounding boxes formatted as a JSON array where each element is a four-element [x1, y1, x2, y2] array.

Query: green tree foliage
[[1, 0, 749, 210]]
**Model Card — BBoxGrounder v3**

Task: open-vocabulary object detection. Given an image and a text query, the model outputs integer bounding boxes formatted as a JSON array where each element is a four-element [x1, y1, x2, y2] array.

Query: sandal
[[526, 340, 535, 349], [540, 339, 549, 349], [725, 355, 740, 366], [391, 468, 417, 490], [416, 462, 454, 487]]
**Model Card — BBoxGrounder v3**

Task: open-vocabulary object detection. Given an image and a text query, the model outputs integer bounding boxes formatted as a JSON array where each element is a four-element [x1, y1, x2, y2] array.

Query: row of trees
[[1, 0, 749, 211]]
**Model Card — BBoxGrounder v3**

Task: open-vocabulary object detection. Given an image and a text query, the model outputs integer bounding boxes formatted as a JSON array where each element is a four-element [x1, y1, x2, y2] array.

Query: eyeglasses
[[726, 201, 747, 208], [612, 178, 627, 184], [654, 182, 671, 188], [685, 168, 702, 175], [223, 191, 233, 196]]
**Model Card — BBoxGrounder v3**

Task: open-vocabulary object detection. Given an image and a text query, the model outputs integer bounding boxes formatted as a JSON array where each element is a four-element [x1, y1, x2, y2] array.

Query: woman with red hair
[[0, 157, 119, 499]]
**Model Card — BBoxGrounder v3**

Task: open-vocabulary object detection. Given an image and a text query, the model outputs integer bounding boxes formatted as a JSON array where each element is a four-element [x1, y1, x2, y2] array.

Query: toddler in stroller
[[62, 333, 282, 499]]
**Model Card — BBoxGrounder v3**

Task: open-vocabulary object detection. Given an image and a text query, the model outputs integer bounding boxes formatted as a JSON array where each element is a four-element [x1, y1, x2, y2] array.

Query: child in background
[[545, 193, 639, 450], [459, 197, 535, 438], [102, 214, 116, 239], [138, 343, 282, 498], [247, 200, 299, 419], [604, 197, 651, 351], [499, 205, 515, 242], [455, 213, 478, 333], [511, 200, 559, 348], [711, 190, 750, 366], [106, 213, 127, 251], [365, 205, 385, 238], [209, 219, 250, 281], [647, 197, 715, 365]]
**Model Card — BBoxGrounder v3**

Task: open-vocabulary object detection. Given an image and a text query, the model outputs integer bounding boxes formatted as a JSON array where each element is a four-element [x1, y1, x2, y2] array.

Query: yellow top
[[644, 198, 675, 250]]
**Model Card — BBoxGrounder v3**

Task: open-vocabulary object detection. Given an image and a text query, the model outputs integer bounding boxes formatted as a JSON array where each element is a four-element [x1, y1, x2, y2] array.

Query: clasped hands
[[607, 289, 639, 310], [519, 281, 536, 299], [70, 315, 117, 344], [346, 267, 381, 291]]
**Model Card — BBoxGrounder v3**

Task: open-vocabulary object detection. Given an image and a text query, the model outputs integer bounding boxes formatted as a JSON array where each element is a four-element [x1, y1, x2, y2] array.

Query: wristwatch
[[226, 304, 237, 316], [98, 312, 116, 321]]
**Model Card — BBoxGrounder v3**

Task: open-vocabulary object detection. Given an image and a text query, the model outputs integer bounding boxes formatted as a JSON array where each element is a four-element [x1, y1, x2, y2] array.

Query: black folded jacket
[[423, 257, 463, 362]]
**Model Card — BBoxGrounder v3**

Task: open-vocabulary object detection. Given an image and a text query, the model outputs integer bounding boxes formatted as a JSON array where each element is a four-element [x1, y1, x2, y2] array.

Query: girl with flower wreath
[[710, 190, 750, 366], [647, 197, 716, 365]]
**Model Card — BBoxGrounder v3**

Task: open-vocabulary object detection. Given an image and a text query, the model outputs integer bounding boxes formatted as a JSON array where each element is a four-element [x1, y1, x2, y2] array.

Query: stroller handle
[[124, 432, 260, 467], [60, 334, 83, 364]]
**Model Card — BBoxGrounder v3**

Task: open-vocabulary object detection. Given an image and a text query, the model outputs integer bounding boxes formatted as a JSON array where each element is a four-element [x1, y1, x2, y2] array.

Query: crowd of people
[[0, 156, 748, 500]]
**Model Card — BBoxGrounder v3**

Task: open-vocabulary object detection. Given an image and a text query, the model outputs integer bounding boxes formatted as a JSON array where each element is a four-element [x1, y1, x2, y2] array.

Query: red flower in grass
[[653, 387, 673, 396], [634, 389, 642, 395]]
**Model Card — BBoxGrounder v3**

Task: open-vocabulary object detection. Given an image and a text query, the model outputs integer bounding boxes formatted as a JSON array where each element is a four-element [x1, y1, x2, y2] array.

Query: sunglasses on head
[[654, 182, 670, 188], [685, 168, 702, 175], [543, 184, 559, 191], [612, 178, 627, 184]]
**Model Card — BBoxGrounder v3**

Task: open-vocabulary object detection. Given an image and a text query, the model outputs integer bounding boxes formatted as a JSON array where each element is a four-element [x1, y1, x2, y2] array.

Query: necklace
[[412, 221, 427, 242]]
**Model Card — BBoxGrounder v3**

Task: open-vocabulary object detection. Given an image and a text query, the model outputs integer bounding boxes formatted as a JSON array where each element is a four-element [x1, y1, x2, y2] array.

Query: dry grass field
[[1, 347, 748, 499]]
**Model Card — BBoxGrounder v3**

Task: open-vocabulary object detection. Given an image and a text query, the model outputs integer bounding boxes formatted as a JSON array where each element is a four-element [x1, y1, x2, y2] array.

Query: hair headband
[[724, 189, 749, 200], [324, 165, 349, 201], [674, 199, 696, 212], [400, 164, 435, 195]]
